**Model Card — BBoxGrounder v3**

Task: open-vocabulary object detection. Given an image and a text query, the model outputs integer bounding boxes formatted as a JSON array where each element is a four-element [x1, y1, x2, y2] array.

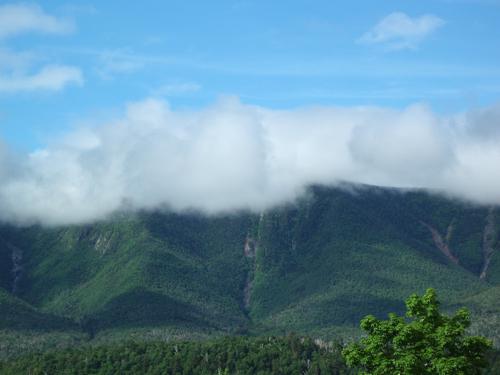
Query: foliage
[[250, 186, 498, 339], [0, 329, 86, 361], [0, 185, 499, 355], [0, 335, 352, 375], [0, 288, 77, 331], [342, 288, 492, 374], [484, 349, 500, 375]]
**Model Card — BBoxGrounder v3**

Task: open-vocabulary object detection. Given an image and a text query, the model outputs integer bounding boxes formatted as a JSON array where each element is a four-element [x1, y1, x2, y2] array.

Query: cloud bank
[[0, 97, 499, 226], [359, 12, 445, 50]]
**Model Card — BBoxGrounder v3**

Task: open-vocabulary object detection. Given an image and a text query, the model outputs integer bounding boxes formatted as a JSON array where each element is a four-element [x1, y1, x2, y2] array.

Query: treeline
[[0, 335, 353, 374], [2, 334, 500, 374]]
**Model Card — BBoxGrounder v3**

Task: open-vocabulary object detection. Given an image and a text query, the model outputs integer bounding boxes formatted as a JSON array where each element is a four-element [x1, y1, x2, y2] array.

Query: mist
[[0, 97, 499, 226]]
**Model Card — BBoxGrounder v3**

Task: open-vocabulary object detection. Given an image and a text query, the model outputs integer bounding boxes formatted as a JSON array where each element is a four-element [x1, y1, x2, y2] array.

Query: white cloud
[[0, 98, 499, 226], [0, 4, 82, 93], [0, 65, 83, 92], [359, 12, 445, 50], [0, 3, 73, 39]]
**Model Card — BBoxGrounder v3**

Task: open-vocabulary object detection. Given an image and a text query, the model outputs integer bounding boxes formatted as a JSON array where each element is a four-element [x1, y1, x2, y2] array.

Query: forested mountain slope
[[1, 185, 499, 357]]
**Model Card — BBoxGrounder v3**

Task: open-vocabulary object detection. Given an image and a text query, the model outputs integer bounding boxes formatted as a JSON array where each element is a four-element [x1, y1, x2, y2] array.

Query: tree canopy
[[342, 288, 492, 375]]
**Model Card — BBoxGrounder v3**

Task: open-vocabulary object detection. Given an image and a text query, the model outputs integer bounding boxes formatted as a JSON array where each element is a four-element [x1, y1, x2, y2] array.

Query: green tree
[[342, 288, 492, 375]]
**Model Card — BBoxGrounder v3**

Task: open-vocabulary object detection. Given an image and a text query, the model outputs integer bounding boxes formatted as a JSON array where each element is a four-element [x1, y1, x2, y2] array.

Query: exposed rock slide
[[421, 221, 459, 264], [242, 213, 263, 311], [480, 208, 496, 280]]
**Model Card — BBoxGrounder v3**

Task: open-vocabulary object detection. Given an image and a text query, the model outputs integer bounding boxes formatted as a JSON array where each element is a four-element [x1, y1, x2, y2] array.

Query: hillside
[[0, 185, 499, 357]]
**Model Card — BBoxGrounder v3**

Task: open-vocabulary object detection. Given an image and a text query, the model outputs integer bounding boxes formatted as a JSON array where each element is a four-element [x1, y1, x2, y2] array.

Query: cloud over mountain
[[0, 97, 499, 226]]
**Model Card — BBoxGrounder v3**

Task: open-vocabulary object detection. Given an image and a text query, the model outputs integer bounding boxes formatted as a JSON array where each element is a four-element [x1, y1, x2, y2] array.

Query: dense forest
[[1, 335, 499, 374], [0, 335, 351, 374], [1, 185, 500, 368]]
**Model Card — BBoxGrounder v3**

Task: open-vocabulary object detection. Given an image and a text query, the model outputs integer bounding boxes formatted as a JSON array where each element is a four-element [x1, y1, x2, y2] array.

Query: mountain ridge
[[1, 184, 499, 358]]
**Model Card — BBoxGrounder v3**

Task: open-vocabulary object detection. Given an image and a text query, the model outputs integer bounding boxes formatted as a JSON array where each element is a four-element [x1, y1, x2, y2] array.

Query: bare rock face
[[421, 221, 459, 264], [243, 236, 256, 311], [93, 232, 113, 255], [480, 208, 496, 280], [243, 213, 264, 311]]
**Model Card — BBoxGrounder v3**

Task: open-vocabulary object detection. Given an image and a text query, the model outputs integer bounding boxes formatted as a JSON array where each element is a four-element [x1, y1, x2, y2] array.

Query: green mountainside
[[1, 185, 499, 357]]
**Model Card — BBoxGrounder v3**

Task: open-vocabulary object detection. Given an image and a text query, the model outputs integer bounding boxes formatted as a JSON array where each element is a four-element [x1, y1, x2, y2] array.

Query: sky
[[0, 1, 500, 225]]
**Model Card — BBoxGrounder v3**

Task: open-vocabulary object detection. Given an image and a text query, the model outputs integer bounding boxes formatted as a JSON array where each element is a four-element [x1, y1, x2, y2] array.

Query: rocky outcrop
[[480, 208, 496, 280], [94, 232, 113, 255], [243, 235, 256, 311], [421, 221, 459, 264], [243, 213, 264, 311]]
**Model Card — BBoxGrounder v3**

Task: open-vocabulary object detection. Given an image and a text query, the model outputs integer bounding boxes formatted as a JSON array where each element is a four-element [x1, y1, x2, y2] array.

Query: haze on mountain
[[0, 98, 500, 226]]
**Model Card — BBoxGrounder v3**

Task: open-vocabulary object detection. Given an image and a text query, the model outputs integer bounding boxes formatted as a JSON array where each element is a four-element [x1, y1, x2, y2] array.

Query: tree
[[342, 288, 492, 375]]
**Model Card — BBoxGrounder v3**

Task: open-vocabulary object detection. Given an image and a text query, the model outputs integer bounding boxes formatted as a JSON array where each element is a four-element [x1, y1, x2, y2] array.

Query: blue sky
[[1, 0, 500, 150], [1, 1, 500, 225]]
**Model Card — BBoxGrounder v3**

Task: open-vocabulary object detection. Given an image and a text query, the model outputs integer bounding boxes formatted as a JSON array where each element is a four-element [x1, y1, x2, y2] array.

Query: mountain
[[1, 184, 499, 358]]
